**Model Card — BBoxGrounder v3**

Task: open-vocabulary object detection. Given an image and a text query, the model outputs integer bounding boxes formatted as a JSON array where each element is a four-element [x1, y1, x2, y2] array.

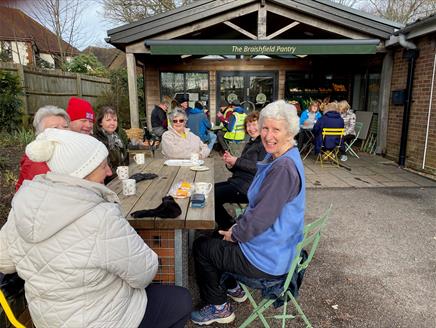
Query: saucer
[[190, 165, 210, 171]]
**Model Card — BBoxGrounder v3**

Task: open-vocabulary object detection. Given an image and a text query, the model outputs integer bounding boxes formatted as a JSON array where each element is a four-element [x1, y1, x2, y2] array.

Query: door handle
[[247, 88, 250, 96]]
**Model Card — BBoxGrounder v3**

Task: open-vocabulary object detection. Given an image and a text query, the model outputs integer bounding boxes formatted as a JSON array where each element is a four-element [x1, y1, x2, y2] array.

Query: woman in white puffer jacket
[[0, 128, 191, 328]]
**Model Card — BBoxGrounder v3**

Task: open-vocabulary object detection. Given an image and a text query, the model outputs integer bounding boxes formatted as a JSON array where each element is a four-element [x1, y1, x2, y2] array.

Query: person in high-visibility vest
[[224, 106, 247, 141]]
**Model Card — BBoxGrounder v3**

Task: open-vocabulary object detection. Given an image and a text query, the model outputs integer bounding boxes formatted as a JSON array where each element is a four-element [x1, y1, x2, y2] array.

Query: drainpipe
[[398, 34, 419, 167]]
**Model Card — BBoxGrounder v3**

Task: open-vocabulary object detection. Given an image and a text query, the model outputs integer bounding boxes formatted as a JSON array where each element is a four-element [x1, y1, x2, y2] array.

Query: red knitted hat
[[66, 97, 95, 122]]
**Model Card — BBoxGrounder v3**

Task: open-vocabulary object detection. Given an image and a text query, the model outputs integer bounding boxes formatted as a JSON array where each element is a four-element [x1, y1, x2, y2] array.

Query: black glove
[[129, 173, 158, 183], [131, 196, 182, 219]]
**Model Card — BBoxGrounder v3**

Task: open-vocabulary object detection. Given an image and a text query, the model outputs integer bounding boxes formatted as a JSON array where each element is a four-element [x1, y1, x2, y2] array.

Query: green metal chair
[[238, 204, 332, 328], [344, 122, 363, 158]]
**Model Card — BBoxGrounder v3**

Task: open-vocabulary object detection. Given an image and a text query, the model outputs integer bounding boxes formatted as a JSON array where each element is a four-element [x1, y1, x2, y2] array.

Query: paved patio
[[214, 151, 436, 188]]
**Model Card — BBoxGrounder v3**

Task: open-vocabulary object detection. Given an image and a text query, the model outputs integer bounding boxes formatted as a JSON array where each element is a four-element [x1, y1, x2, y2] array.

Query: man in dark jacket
[[151, 96, 171, 138], [186, 101, 216, 149], [313, 102, 345, 154]]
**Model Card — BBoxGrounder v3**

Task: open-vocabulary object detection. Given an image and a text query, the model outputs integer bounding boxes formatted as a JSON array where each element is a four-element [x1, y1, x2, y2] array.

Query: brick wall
[[138, 230, 176, 284], [386, 33, 436, 174]]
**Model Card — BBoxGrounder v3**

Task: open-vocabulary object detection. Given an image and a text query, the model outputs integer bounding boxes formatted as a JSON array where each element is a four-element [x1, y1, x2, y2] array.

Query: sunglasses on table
[[172, 119, 185, 123]]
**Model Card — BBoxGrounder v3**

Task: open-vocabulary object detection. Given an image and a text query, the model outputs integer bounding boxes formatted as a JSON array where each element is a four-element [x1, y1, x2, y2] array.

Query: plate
[[164, 159, 204, 166], [190, 165, 210, 171]]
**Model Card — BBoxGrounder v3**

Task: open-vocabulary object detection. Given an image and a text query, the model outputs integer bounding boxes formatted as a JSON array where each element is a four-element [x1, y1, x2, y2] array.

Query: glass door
[[217, 71, 277, 113]]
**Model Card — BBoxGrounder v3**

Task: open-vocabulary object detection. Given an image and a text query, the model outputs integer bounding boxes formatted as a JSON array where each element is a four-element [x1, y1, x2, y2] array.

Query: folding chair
[[317, 128, 344, 167], [0, 289, 26, 328], [238, 204, 332, 328], [344, 122, 363, 158]]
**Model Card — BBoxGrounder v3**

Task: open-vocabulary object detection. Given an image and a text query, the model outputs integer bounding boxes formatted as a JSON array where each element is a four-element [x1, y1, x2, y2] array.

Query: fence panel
[[0, 63, 111, 116]]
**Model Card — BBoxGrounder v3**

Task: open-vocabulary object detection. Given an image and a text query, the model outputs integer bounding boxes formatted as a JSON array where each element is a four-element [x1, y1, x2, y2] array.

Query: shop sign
[[147, 41, 378, 55]]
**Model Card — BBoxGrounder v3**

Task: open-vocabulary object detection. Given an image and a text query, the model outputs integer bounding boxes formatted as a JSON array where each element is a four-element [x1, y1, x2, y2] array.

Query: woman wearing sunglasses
[[161, 108, 211, 159]]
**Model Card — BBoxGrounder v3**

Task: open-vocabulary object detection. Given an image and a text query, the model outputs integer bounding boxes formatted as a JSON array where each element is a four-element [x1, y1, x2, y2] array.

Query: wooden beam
[[268, 3, 370, 39], [224, 21, 256, 39], [157, 3, 258, 40], [126, 53, 139, 128], [126, 40, 150, 54], [257, 3, 267, 39], [266, 21, 300, 40]]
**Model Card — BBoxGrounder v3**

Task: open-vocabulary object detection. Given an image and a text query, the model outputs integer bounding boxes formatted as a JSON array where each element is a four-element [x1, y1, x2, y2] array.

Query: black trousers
[[214, 181, 248, 230], [138, 284, 192, 328], [193, 236, 277, 305]]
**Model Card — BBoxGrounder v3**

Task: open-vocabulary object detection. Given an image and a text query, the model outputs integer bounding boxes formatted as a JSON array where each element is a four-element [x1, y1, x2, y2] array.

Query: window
[[0, 41, 12, 62], [160, 72, 209, 108]]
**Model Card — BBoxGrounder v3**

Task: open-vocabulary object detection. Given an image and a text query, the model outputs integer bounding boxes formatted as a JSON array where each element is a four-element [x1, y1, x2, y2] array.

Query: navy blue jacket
[[186, 107, 211, 142], [313, 111, 344, 154]]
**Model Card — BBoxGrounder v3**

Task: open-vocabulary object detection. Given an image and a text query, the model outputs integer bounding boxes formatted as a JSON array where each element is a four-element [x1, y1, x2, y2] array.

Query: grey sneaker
[[191, 303, 235, 325], [227, 284, 247, 303], [340, 155, 348, 162]]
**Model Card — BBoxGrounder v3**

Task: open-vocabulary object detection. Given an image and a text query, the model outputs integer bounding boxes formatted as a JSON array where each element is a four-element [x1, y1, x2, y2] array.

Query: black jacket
[[151, 105, 168, 130], [228, 136, 266, 194]]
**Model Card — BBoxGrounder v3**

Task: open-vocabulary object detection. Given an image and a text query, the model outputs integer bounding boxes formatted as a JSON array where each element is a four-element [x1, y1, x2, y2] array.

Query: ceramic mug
[[194, 182, 213, 198], [133, 153, 145, 165], [190, 153, 200, 164], [122, 179, 136, 196], [116, 166, 129, 180]]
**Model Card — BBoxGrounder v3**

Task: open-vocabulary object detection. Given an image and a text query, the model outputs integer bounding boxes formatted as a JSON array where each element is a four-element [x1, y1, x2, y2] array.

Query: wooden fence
[[0, 62, 111, 118]]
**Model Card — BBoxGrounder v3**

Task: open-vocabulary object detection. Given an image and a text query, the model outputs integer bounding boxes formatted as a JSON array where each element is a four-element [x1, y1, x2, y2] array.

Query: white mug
[[133, 153, 145, 165], [194, 182, 213, 198], [190, 153, 200, 163], [116, 166, 129, 180], [122, 179, 136, 196]]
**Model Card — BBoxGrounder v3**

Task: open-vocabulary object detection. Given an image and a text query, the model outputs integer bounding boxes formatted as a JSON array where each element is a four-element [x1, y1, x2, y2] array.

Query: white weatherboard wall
[[11, 41, 29, 65]]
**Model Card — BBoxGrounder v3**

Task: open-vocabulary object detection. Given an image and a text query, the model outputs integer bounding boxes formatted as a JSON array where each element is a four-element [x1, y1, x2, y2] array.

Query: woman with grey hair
[[33, 105, 70, 135], [191, 100, 305, 325], [161, 108, 210, 159], [16, 105, 70, 190]]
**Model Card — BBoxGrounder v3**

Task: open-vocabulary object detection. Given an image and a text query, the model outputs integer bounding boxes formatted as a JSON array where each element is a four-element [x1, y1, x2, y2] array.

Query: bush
[[95, 69, 144, 128], [0, 70, 23, 132], [64, 54, 108, 77]]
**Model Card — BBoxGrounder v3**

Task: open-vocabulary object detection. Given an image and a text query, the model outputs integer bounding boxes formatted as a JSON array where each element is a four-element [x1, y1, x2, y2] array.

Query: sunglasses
[[172, 119, 185, 123]]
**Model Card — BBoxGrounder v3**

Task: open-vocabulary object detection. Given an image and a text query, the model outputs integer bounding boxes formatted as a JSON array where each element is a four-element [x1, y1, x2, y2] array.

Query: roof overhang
[[144, 39, 380, 55]]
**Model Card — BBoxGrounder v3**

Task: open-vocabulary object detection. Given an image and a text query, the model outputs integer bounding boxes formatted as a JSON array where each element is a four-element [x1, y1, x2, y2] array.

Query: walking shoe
[[340, 155, 348, 162], [227, 284, 247, 303], [191, 303, 235, 325]]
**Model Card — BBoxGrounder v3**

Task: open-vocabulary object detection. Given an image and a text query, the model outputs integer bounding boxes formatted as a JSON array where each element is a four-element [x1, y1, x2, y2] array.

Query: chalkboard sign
[[355, 111, 373, 140]]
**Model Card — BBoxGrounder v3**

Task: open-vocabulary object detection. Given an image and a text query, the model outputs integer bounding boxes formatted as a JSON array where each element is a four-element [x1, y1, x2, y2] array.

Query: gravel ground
[[188, 187, 436, 328]]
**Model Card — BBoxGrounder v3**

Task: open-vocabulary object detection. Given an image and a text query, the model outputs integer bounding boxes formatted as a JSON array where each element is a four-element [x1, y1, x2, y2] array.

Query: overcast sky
[[2, 0, 121, 50]]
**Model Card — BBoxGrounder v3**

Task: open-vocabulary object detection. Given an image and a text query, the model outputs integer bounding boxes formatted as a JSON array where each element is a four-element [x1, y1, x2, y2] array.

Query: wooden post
[[126, 53, 139, 128], [76, 73, 82, 97], [257, 3, 267, 39], [16, 64, 29, 117]]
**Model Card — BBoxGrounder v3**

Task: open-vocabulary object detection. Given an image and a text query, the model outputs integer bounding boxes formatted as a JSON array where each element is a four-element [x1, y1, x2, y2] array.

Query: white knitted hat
[[26, 128, 108, 179]]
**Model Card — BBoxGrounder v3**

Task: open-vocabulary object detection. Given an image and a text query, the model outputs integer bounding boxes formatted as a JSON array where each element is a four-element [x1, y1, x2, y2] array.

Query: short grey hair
[[259, 100, 300, 144], [33, 105, 70, 135], [168, 108, 187, 124]]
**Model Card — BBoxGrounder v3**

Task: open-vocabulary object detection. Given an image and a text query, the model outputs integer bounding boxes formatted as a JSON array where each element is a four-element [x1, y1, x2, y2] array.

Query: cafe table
[[107, 158, 215, 287]]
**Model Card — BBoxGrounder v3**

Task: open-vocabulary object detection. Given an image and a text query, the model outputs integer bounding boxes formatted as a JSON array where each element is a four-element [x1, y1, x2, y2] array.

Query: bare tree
[[101, 0, 192, 24], [363, 0, 436, 24], [27, 0, 86, 65]]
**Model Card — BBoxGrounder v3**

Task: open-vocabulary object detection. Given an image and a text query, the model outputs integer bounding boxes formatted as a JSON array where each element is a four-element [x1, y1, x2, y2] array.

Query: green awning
[[145, 39, 380, 55]]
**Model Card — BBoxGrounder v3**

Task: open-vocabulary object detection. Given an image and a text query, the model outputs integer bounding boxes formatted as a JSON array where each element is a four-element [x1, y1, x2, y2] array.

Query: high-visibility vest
[[224, 112, 247, 141]]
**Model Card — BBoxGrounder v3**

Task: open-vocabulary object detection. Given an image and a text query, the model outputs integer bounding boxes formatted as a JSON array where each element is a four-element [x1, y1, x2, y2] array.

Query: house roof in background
[[82, 46, 125, 68], [0, 6, 79, 55]]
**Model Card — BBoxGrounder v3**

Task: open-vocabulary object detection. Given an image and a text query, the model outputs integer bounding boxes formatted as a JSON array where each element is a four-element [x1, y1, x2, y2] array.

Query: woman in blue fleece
[[191, 100, 305, 326]]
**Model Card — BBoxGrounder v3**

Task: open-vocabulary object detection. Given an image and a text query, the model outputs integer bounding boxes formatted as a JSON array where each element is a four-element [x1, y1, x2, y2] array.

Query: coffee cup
[[122, 179, 136, 196], [194, 182, 212, 198], [116, 166, 129, 180], [133, 153, 145, 165], [190, 153, 200, 163]]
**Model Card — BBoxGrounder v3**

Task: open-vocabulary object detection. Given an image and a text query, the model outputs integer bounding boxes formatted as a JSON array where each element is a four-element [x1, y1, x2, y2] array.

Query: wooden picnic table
[[107, 157, 215, 286]]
